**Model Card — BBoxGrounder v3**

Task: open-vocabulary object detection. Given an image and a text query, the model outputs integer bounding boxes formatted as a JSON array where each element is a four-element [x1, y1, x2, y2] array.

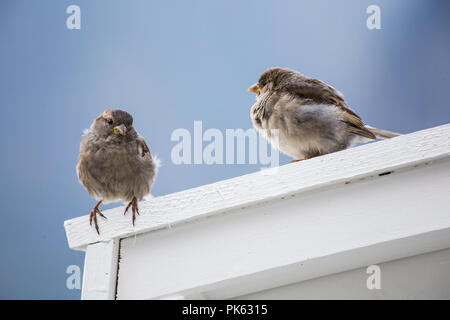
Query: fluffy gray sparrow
[[249, 67, 400, 161], [77, 109, 158, 234]]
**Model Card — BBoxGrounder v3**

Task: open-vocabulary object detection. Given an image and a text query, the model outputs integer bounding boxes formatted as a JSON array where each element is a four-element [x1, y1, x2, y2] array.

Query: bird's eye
[[107, 119, 113, 125]]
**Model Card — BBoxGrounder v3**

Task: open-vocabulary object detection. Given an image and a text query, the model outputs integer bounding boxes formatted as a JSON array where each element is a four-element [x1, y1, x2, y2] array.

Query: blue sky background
[[1, 0, 449, 299]]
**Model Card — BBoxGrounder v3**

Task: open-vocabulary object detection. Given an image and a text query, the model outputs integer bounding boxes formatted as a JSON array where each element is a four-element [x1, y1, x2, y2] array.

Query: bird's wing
[[283, 78, 376, 140], [137, 137, 152, 161]]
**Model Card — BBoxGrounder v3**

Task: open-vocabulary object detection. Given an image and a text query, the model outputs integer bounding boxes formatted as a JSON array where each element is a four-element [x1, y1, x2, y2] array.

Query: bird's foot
[[124, 196, 139, 226], [290, 157, 311, 163], [89, 200, 107, 235]]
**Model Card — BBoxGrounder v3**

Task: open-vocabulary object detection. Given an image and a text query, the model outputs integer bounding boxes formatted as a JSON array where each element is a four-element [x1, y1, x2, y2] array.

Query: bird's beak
[[248, 83, 261, 94], [113, 124, 127, 136]]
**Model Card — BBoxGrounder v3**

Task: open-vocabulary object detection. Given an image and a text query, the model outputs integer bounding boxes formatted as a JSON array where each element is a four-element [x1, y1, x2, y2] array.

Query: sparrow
[[248, 67, 400, 161], [77, 109, 158, 234]]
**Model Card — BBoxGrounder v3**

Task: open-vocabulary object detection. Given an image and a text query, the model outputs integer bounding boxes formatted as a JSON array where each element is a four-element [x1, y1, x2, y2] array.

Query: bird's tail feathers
[[365, 125, 401, 140]]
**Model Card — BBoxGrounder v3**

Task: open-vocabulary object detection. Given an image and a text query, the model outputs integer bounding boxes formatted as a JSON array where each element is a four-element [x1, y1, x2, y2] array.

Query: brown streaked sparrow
[[77, 109, 158, 234], [249, 67, 400, 162]]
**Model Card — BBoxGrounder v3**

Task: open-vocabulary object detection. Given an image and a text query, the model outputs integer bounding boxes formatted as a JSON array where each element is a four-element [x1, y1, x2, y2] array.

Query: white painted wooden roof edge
[[64, 123, 450, 251]]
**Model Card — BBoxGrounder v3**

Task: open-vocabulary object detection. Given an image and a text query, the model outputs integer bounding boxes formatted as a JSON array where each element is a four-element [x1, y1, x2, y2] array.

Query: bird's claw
[[124, 197, 139, 226], [89, 200, 106, 235]]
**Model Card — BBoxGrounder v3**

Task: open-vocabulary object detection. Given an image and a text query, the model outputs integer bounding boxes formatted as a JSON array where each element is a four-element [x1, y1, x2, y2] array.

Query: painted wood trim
[[114, 158, 450, 299], [81, 239, 119, 300], [65, 124, 450, 250]]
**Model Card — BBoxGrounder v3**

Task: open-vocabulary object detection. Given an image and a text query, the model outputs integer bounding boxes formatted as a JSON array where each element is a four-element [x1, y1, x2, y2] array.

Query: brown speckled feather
[[282, 78, 376, 140], [137, 137, 152, 160]]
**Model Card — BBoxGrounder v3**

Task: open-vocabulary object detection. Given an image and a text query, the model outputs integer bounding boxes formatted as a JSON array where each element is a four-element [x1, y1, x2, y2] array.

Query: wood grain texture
[[65, 124, 450, 251]]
